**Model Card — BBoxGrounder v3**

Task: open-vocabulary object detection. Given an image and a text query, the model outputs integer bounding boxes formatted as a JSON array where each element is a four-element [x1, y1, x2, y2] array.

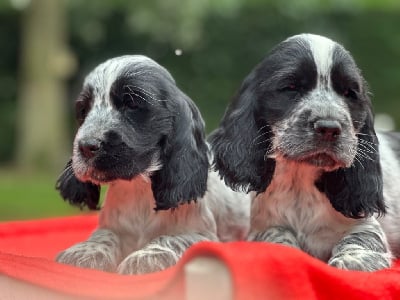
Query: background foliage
[[0, 0, 399, 220]]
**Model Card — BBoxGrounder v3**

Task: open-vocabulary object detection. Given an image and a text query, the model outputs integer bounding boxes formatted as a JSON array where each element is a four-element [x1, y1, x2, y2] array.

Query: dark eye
[[279, 83, 299, 92], [343, 88, 358, 100], [75, 88, 92, 125], [122, 92, 140, 110], [75, 100, 88, 124], [121, 86, 147, 110]]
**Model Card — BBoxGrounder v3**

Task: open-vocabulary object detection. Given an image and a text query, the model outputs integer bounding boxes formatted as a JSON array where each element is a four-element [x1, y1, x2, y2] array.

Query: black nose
[[313, 120, 342, 141], [78, 138, 101, 158]]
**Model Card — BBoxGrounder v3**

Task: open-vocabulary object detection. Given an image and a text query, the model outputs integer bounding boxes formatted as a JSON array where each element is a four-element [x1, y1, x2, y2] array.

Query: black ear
[[55, 159, 101, 210], [151, 92, 209, 211], [209, 75, 275, 194], [315, 111, 385, 218]]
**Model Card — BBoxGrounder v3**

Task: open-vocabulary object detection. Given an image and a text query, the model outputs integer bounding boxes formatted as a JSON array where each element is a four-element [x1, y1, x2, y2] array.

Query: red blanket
[[1, 215, 400, 299]]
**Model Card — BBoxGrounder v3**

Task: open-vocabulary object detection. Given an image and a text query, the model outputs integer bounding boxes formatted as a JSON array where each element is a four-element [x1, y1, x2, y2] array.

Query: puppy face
[[73, 56, 171, 183], [252, 34, 369, 171], [210, 34, 384, 218], [57, 55, 209, 210]]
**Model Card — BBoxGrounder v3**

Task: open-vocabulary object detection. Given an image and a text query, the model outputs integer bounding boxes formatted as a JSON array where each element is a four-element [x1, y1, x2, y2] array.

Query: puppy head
[[56, 55, 209, 210], [210, 34, 384, 218]]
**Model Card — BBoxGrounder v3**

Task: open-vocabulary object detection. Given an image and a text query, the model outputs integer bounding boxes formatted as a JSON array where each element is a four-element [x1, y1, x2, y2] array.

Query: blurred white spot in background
[[9, 0, 31, 10], [375, 113, 395, 131], [175, 49, 183, 56]]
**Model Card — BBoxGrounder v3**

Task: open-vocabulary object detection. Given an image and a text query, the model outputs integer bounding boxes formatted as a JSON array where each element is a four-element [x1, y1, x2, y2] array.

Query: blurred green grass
[[0, 171, 88, 221]]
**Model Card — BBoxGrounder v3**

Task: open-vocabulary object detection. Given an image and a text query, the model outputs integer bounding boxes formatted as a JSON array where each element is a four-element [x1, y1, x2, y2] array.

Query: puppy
[[56, 55, 250, 274], [210, 33, 400, 271]]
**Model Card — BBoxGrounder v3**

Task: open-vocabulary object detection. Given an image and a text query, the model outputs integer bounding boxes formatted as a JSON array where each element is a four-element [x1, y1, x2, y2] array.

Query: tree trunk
[[16, 0, 75, 172]]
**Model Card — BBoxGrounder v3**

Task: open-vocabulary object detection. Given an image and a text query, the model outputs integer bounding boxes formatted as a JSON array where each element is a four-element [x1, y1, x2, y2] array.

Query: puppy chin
[[72, 159, 121, 185], [72, 150, 162, 185], [298, 152, 348, 171], [73, 159, 158, 186], [72, 167, 110, 185], [269, 151, 350, 172]]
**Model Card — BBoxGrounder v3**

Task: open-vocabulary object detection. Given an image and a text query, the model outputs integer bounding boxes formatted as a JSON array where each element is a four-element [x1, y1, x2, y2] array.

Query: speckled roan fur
[[210, 34, 400, 271], [56, 55, 250, 274]]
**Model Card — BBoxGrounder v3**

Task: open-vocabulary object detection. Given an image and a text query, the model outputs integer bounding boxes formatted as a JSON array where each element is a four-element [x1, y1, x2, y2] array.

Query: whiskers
[[250, 124, 276, 161], [58, 160, 76, 182], [251, 124, 273, 145], [250, 121, 380, 170], [351, 133, 379, 169], [123, 84, 168, 106], [262, 133, 309, 162]]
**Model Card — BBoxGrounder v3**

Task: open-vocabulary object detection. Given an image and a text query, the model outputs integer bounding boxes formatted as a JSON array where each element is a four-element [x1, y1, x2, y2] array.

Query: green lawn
[[0, 171, 93, 221]]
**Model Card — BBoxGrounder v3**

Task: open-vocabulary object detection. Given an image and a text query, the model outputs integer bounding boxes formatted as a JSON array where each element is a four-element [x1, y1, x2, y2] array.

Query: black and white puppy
[[56, 55, 250, 274], [210, 33, 400, 271]]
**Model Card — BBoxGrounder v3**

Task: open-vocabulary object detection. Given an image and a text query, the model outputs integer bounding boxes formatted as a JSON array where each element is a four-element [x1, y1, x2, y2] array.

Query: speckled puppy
[[56, 55, 250, 274], [210, 34, 400, 271]]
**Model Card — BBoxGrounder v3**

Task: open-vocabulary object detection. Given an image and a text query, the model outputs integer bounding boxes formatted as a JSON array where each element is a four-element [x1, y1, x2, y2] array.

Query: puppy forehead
[[83, 55, 173, 92], [287, 34, 337, 75]]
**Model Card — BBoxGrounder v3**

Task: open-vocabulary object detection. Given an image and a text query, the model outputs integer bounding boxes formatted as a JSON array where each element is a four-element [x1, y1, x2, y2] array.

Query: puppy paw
[[56, 241, 119, 272], [117, 249, 179, 275], [249, 226, 300, 248], [328, 250, 391, 271]]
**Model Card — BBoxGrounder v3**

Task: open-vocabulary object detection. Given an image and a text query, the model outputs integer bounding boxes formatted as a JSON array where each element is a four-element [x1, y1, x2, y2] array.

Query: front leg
[[56, 229, 122, 272], [249, 226, 300, 248], [118, 233, 212, 275], [328, 219, 392, 271]]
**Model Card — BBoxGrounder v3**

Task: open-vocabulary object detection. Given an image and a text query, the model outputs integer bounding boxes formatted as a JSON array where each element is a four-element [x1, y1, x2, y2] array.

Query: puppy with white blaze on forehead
[[210, 33, 400, 271], [55, 55, 250, 274]]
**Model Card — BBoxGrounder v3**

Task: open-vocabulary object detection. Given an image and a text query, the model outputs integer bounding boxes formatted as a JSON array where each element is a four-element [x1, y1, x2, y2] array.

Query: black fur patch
[[55, 159, 100, 210]]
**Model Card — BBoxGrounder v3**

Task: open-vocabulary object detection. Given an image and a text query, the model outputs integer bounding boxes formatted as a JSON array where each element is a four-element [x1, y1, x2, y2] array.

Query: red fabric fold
[[1, 216, 400, 299]]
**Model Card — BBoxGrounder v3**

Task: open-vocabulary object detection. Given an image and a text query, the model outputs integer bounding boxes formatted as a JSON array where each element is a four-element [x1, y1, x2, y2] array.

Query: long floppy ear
[[151, 92, 209, 211], [316, 108, 385, 218], [209, 75, 276, 193], [55, 159, 101, 210]]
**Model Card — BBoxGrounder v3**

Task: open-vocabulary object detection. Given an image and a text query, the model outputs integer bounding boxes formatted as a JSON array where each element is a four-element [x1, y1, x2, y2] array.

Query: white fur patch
[[303, 34, 335, 85], [251, 158, 357, 261]]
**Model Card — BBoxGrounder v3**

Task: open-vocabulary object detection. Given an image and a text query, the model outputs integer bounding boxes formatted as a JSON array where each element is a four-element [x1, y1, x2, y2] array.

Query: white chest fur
[[251, 159, 357, 261], [98, 177, 216, 257]]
